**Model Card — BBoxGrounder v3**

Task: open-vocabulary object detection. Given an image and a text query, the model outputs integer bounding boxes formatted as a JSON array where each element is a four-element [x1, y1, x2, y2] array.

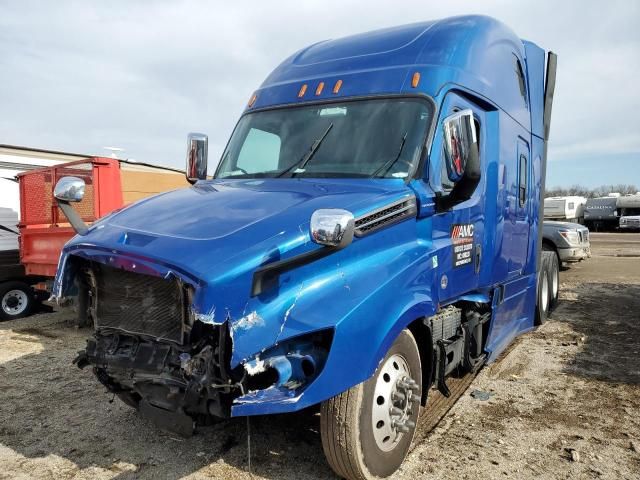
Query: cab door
[[428, 92, 487, 302]]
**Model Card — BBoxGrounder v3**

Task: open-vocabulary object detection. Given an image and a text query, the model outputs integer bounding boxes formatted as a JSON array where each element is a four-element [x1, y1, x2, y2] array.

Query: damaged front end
[[66, 257, 331, 435]]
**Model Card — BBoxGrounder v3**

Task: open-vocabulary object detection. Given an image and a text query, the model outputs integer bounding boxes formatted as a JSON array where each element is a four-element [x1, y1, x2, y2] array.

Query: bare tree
[[545, 184, 638, 198]]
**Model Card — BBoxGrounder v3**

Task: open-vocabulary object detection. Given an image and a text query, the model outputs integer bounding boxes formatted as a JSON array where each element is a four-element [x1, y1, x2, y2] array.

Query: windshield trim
[[213, 93, 438, 182]]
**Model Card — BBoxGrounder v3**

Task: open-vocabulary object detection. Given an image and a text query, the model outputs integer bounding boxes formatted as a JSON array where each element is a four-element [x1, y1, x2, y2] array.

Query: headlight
[[559, 230, 580, 245]]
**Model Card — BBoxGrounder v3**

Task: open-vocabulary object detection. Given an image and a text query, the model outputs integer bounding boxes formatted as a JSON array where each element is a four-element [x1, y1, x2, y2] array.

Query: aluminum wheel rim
[[371, 353, 419, 452], [541, 271, 549, 312], [2, 289, 28, 316]]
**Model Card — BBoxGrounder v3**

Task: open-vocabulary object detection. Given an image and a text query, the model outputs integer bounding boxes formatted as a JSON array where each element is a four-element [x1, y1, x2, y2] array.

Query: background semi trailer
[[51, 16, 557, 480], [0, 157, 188, 320]]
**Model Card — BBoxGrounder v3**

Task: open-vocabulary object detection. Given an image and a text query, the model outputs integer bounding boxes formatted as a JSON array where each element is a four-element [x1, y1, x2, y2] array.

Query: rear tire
[[320, 329, 422, 480], [535, 261, 550, 326], [0, 281, 35, 321], [545, 250, 560, 311]]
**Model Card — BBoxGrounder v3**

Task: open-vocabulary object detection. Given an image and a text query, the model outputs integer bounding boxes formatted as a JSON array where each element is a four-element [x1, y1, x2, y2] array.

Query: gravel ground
[[0, 234, 639, 479]]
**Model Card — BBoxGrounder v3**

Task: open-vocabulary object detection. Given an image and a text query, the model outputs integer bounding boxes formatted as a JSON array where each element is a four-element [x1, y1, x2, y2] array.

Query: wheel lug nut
[[396, 423, 410, 433], [405, 420, 416, 429], [392, 391, 405, 402], [410, 393, 421, 403], [390, 406, 403, 416]]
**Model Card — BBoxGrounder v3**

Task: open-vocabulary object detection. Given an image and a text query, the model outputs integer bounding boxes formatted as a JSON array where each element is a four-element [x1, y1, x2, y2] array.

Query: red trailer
[[0, 157, 188, 320], [19, 157, 124, 277]]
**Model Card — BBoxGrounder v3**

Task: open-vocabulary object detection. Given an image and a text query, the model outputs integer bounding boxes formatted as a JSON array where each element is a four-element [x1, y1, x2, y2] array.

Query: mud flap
[[139, 401, 195, 437]]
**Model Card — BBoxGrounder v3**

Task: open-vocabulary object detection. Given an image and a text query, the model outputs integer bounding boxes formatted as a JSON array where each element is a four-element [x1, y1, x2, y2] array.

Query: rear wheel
[[320, 329, 422, 480], [544, 250, 560, 311], [0, 281, 35, 321], [535, 260, 550, 326]]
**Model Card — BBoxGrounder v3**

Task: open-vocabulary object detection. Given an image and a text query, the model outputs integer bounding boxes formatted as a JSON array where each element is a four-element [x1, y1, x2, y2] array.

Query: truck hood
[[543, 220, 587, 231], [106, 178, 410, 241], [62, 178, 415, 289]]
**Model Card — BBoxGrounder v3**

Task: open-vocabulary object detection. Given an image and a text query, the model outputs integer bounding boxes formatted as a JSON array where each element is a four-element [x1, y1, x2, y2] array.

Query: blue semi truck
[[52, 15, 557, 479]]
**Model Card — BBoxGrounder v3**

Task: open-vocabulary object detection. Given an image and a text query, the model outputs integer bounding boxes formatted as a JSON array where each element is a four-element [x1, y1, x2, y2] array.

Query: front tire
[[320, 329, 422, 480], [0, 281, 35, 321]]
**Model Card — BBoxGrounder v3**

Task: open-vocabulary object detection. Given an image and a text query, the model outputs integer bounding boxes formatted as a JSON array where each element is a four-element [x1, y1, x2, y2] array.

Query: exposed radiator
[[94, 264, 186, 343]]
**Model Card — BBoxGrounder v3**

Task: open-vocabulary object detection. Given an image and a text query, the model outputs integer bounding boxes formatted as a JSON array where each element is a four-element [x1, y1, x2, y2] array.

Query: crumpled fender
[[232, 219, 440, 415]]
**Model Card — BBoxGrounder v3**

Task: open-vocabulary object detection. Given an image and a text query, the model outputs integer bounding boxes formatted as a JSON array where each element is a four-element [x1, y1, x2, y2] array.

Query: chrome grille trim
[[354, 197, 417, 237]]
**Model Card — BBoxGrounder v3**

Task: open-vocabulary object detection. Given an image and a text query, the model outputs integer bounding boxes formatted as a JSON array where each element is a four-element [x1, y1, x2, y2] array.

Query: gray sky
[[1, 0, 639, 188]]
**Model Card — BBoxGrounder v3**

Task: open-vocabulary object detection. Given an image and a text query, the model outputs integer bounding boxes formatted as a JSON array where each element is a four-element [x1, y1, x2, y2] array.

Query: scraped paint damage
[[193, 305, 220, 325]]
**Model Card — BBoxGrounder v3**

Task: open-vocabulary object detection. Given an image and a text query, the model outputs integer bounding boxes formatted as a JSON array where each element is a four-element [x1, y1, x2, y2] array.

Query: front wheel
[[320, 329, 422, 480]]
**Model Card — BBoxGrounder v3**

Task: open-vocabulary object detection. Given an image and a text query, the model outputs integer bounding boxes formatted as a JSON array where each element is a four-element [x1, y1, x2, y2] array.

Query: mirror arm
[[56, 199, 89, 236], [436, 141, 481, 212], [251, 245, 341, 297]]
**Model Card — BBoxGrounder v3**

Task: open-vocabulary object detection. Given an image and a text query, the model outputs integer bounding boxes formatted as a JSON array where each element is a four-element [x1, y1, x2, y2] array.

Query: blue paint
[[54, 15, 552, 417]]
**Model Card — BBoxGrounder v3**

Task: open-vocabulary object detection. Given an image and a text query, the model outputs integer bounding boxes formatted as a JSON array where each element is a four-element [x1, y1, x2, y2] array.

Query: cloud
[[1, 0, 638, 186]]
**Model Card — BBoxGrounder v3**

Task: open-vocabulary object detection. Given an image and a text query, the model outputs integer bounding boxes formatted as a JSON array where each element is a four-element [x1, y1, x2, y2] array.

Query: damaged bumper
[[61, 248, 333, 426]]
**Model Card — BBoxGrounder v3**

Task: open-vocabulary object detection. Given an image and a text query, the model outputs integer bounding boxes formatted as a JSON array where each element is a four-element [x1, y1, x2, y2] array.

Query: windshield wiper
[[276, 123, 334, 178], [370, 132, 408, 178]]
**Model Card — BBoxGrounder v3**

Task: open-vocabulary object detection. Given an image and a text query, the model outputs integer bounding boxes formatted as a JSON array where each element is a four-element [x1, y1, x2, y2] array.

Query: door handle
[[475, 244, 481, 274]]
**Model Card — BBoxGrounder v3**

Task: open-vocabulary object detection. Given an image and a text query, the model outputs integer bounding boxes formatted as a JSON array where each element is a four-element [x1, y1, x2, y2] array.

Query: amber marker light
[[315, 82, 325, 96], [247, 93, 257, 108], [298, 84, 308, 98], [411, 72, 421, 88], [333, 79, 343, 94]]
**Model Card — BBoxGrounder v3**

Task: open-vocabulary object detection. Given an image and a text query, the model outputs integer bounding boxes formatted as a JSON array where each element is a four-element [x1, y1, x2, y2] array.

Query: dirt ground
[[1, 233, 639, 479]]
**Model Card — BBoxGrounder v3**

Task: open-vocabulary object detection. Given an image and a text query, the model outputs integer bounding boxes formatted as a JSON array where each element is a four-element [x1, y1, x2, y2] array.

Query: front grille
[[94, 264, 186, 343], [355, 197, 417, 236]]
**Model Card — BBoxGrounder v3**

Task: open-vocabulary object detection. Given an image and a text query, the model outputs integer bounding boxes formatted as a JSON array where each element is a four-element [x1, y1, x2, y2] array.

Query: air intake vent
[[355, 197, 417, 236]]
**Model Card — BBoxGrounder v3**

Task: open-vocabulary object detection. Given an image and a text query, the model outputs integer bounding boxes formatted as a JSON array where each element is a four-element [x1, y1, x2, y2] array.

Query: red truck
[[0, 157, 188, 320]]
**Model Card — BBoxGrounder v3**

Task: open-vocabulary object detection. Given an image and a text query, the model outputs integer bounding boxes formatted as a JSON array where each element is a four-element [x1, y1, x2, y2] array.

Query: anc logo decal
[[451, 223, 474, 267]]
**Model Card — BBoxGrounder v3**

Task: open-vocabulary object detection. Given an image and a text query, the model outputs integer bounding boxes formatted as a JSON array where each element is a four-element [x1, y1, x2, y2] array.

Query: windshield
[[622, 208, 640, 216], [215, 98, 433, 179]]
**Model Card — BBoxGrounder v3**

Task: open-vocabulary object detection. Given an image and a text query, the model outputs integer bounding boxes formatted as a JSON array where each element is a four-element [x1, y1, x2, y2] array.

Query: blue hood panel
[[109, 178, 408, 242]]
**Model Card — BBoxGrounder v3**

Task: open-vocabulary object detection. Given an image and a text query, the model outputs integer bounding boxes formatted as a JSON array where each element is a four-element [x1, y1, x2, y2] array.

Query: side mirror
[[310, 209, 355, 248], [186, 132, 208, 184], [54, 176, 85, 202], [53, 177, 88, 235], [437, 109, 481, 211]]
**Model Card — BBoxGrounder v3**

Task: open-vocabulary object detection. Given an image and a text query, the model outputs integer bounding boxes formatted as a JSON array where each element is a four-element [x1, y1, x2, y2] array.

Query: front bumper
[[558, 245, 591, 262], [619, 224, 640, 231]]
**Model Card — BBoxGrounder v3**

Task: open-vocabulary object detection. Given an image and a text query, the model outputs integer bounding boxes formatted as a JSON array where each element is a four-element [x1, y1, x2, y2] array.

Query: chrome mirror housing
[[54, 176, 85, 203], [310, 209, 355, 248], [442, 109, 476, 183], [186, 132, 208, 184]]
